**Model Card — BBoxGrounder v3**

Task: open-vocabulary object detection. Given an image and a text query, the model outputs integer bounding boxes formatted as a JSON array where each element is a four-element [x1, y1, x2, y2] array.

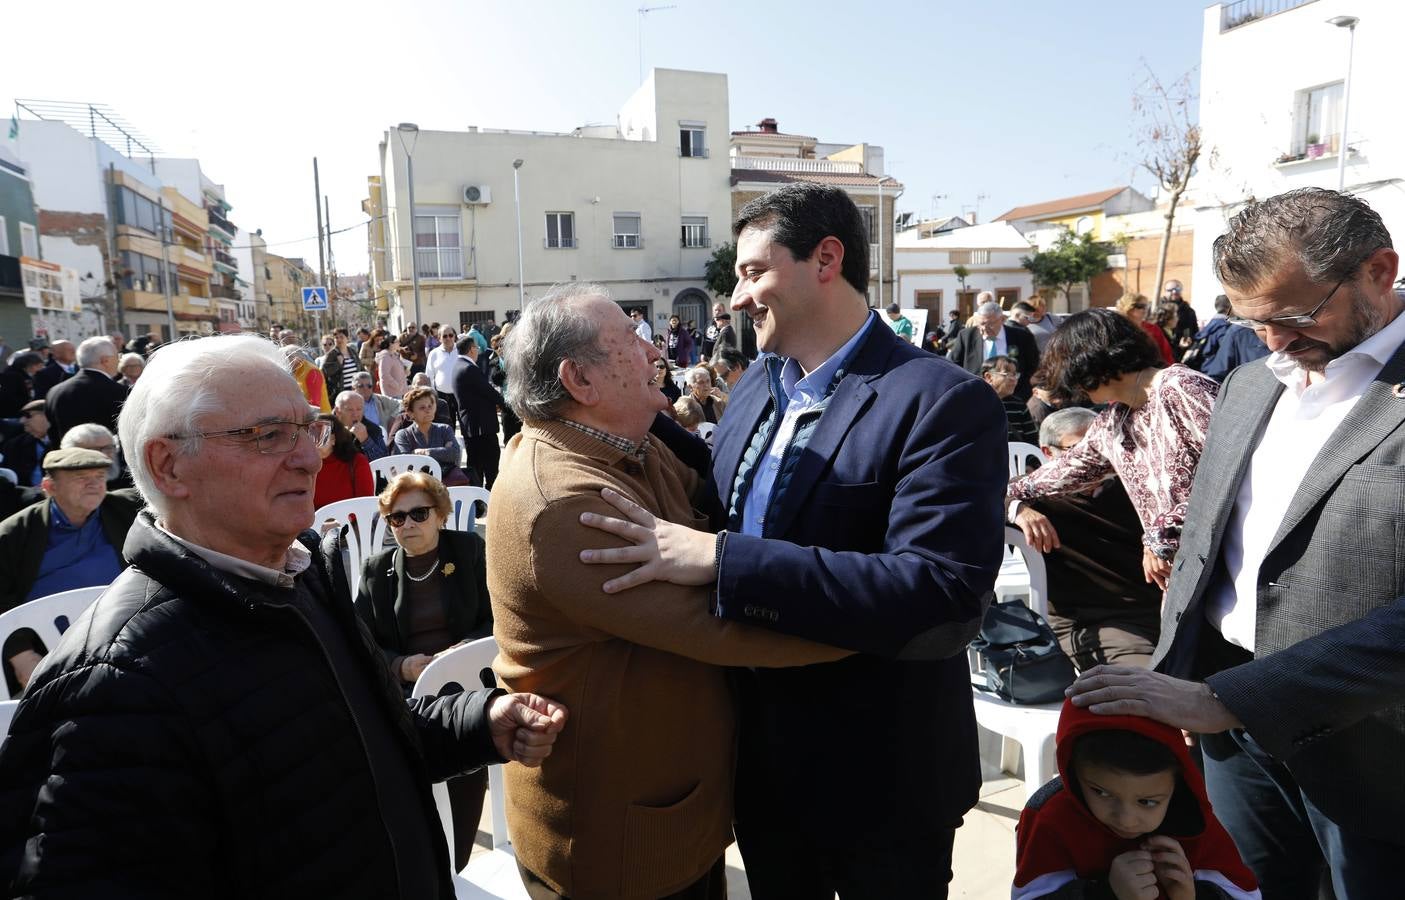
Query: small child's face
[[1074, 760, 1176, 839]]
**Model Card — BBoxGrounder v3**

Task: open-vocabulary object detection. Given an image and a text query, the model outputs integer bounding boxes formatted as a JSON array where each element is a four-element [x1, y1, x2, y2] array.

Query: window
[[0, 216, 7, 256], [413, 208, 463, 278], [116, 187, 170, 238], [545, 212, 576, 249], [679, 126, 707, 158], [948, 250, 991, 265], [613, 214, 642, 249], [1294, 82, 1344, 154], [681, 216, 710, 249], [858, 205, 877, 244], [120, 250, 168, 295]]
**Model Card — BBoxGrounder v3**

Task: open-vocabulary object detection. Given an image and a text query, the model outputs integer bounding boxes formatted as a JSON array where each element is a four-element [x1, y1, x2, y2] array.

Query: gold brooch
[[442, 563, 456, 576]]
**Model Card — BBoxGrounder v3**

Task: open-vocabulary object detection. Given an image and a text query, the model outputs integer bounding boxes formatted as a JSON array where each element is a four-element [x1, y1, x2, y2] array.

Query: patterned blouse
[[1007, 365, 1219, 559]]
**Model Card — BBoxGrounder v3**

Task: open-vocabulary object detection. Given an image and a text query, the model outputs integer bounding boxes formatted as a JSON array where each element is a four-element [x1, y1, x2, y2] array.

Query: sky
[[4, 0, 1214, 277]]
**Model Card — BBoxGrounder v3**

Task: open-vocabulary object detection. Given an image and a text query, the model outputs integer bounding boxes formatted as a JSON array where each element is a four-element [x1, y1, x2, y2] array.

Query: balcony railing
[[543, 237, 577, 249], [415, 247, 464, 279], [1220, 0, 1319, 32], [207, 207, 236, 236], [732, 156, 865, 175], [210, 283, 240, 301], [213, 249, 237, 270]]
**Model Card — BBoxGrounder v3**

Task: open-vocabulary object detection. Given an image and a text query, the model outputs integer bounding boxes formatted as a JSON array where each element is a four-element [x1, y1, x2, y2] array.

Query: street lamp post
[[1328, 15, 1359, 192], [512, 159, 525, 310], [396, 123, 423, 328]]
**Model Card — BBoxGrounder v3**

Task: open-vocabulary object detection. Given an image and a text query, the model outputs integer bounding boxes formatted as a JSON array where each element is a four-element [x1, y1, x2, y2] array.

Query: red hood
[[1055, 697, 1211, 838]]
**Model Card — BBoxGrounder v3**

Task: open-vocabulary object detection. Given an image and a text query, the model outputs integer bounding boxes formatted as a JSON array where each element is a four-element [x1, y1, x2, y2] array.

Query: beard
[[1286, 285, 1391, 373]]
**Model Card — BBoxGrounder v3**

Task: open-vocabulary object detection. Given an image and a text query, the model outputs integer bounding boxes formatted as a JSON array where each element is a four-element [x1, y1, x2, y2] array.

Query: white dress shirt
[[1208, 306, 1405, 651], [426, 345, 455, 393], [982, 328, 1008, 361]]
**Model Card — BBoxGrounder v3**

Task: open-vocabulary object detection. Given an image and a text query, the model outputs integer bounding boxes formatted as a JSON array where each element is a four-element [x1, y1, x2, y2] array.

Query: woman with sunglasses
[[354, 470, 491, 870], [1007, 308, 1218, 592], [653, 357, 681, 403], [1117, 292, 1176, 365]]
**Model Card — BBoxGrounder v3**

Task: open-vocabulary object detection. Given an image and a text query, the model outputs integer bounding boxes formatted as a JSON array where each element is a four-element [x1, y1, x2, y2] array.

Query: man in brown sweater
[[489, 284, 847, 900]]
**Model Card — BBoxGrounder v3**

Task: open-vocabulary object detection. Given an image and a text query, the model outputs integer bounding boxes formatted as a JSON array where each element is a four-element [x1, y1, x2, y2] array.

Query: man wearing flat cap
[[0, 447, 142, 691]]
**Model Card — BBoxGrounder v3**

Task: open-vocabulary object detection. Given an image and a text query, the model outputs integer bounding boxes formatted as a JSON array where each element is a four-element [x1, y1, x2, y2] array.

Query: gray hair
[[352, 370, 374, 387], [502, 282, 612, 423], [1213, 187, 1392, 291], [334, 390, 361, 409], [976, 301, 1004, 318], [76, 337, 117, 369], [119, 352, 145, 371], [976, 291, 996, 305], [1039, 407, 1098, 449], [119, 334, 291, 515], [60, 423, 115, 450], [685, 367, 712, 387]]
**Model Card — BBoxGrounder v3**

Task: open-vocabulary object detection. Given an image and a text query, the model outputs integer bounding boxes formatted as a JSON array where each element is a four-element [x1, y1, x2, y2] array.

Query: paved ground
[[471, 726, 1024, 899]]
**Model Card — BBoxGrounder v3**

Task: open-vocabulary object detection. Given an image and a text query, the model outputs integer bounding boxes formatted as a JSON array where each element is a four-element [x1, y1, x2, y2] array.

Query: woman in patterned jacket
[[1007, 308, 1219, 591]]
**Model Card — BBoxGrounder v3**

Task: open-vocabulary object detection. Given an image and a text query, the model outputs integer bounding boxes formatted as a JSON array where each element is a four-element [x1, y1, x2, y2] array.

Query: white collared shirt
[[1207, 306, 1405, 651], [427, 345, 455, 393], [158, 522, 311, 589], [982, 328, 1008, 360]]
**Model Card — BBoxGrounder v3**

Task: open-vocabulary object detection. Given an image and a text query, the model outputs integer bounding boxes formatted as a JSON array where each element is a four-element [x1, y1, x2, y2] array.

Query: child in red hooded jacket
[[1014, 699, 1259, 899]]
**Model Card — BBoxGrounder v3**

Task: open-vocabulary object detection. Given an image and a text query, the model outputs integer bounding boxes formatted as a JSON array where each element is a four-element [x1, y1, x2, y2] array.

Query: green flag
[[6, 117, 16, 140]]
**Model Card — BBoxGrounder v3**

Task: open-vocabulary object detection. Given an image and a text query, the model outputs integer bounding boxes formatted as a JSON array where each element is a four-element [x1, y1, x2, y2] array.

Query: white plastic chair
[[972, 527, 1061, 801], [1008, 441, 1043, 478], [0, 586, 107, 700], [371, 453, 443, 489], [411, 638, 528, 897], [316, 497, 386, 601], [447, 486, 490, 535], [0, 699, 18, 743]]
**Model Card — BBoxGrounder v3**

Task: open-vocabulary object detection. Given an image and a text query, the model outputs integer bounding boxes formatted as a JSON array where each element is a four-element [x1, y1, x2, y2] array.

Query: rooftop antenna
[[931, 193, 948, 218], [974, 193, 989, 222], [638, 5, 677, 84]]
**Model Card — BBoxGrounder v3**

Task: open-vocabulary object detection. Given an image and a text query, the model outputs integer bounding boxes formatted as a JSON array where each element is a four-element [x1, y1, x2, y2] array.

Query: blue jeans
[[1201, 729, 1401, 899]]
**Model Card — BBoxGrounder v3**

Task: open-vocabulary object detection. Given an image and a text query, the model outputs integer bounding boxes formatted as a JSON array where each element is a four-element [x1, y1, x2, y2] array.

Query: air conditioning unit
[[463, 184, 492, 205]]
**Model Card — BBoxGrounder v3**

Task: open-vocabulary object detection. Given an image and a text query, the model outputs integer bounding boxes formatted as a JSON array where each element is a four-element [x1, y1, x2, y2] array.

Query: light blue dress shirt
[[740, 312, 876, 537]]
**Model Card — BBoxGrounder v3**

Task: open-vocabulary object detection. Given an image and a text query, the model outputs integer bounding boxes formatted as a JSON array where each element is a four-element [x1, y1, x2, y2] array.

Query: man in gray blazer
[[1069, 187, 1405, 898]]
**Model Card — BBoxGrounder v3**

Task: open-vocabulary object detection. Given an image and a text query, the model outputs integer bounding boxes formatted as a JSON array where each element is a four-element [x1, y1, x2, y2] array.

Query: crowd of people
[[0, 181, 1396, 899]]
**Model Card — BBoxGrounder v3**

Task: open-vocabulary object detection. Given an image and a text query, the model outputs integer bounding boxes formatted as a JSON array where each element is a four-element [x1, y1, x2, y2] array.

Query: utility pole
[[325, 195, 337, 328], [313, 158, 326, 288], [157, 195, 176, 341]]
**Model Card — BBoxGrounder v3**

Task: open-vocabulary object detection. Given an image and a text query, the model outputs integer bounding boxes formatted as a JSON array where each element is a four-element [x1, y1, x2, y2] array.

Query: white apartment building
[[371, 68, 732, 334], [1190, 0, 1404, 313], [894, 222, 1036, 321]]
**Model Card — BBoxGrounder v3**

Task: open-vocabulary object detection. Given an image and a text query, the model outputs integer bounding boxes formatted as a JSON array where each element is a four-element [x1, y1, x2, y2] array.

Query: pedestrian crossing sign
[[302, 286, 329, 311]]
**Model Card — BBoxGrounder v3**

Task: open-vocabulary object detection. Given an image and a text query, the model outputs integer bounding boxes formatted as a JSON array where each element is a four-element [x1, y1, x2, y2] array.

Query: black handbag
[[968, 599, 1075, 704]]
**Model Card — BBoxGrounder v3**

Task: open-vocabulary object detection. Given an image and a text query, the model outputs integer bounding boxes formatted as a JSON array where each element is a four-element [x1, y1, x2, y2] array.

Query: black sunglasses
[[386, 505, 434, 528]]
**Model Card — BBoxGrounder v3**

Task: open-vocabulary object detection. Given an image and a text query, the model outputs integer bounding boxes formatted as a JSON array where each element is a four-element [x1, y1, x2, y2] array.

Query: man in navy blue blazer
[[579, 182, 1009, 897]]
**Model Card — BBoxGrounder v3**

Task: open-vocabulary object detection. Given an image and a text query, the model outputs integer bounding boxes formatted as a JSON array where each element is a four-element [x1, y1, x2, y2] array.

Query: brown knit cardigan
[[487, 421, 847, 899]]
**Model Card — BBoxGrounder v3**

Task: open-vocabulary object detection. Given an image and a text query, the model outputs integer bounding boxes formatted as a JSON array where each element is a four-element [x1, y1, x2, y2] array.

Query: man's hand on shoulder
[[1068, 665, 1242, 734], [487, 692, 568, 767], [577, 488, 717, 593]]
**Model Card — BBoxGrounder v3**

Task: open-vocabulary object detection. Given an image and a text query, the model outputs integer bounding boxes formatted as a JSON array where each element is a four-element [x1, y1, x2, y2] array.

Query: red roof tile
[[994, 187, 1128, 222]]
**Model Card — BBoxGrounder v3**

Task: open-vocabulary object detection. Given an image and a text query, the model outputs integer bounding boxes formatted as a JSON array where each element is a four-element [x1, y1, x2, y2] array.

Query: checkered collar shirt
[[555, 417, 649, 460]]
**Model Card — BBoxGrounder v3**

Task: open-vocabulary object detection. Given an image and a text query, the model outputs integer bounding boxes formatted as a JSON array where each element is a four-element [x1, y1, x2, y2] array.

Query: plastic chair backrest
[[0, 700, 17, 741], [412, 637, 510, 853], [371, 453, 443, 492], [1009, 441, 1043, 479], [0, 586, 107, 700], [447, 486, 490, 534], [1003, 525, 1048, 617], [315, 497, 386, 600], [696, 422, 716, 448]]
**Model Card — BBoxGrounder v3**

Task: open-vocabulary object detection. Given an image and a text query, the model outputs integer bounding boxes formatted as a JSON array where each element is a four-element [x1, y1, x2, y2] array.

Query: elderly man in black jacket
[[0, 334, 567, 899], [43, 336, 128, 447], [947, 297, 1041, 400]]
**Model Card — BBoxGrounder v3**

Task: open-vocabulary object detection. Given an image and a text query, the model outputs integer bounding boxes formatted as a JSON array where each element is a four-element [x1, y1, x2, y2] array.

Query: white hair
[[685, 367, 712, 387], [976, 301, 1004, 318], [60, 423, 115, 449], [119, 334, 291, 515], [77, 337, 118, 369], [119, 352, 145, 370], [334, 390, 361, 409], [1039, 407, 1098, 449]]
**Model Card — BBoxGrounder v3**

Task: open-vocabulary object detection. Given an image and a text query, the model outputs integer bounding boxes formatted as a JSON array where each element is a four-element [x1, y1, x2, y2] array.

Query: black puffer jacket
[[0, 513, 503, 899]]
